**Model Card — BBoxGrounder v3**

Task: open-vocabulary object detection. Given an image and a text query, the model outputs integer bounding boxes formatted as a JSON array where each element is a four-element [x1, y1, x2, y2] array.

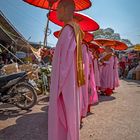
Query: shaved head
[[57, 0, 75, 23], [58, 0, 75, 12]]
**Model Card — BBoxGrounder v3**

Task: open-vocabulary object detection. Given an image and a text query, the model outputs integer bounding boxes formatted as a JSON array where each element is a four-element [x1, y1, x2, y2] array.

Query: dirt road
[[0, 80, 140, 140]]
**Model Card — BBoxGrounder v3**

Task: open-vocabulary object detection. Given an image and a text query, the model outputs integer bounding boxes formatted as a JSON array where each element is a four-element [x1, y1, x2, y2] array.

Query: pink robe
[[100, 56, 114, 90], [93, 58, 101, 88], [88, 52, 98, 105], [81, 44, 90, 117], [113, 56, 120, 88], [48, 25, 81, 140]]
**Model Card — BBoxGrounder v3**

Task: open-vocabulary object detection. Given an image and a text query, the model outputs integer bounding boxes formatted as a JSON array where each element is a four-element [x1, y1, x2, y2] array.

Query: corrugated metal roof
[[0, 10, 32, 52]]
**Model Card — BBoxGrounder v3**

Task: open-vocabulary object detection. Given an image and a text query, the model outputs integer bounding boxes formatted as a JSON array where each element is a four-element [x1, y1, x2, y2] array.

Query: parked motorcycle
[[0, 71, 37, 110]]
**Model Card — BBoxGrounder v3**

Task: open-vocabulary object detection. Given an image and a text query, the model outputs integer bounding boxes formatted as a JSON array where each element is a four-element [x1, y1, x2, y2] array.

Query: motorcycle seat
[[0, 72, 26, 87]]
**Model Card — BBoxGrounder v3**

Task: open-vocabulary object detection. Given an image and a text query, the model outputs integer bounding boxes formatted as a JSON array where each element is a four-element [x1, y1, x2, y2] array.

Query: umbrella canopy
[[88, 41, 100, 48], [54, 30, 94, 42], [94, 39, 128, 50], [83, 32, 94, 42], [49, 11, 99, 31], [98, 47, 105, 53], [23, 0, 92, 11], [87, 41, 105, 53], [134, 44, 140, 51]]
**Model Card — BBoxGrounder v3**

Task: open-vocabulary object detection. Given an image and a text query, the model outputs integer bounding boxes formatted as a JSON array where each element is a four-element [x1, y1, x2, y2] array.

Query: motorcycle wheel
[[14, 82, 37, 110]]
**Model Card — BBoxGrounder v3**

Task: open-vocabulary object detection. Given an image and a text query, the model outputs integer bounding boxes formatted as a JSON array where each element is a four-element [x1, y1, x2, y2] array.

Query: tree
[[93, 28, 133, 46], [121, 39, 133, 46]]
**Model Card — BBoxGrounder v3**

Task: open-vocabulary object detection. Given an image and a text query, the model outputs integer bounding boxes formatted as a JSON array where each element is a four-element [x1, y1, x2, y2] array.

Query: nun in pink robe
[[48, 25, 82, 140], [100, 53, 115, 95], [93, 57, 101, 89], [90, 49, 101, 89], [113, 55, 120, 89], [88, 51, 98, 109], [81, 44, 90, 117]]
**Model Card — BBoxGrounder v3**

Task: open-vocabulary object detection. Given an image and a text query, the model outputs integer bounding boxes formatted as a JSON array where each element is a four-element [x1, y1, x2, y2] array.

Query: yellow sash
[[59, 21, 85, 87]]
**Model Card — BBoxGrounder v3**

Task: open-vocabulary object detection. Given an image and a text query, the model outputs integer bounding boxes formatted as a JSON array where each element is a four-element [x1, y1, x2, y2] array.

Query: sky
[[0, 0, 140, 47]]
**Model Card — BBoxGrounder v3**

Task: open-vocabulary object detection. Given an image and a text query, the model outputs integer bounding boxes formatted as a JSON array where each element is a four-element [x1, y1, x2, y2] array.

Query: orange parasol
[[23, 0, 92, 11], [23, 0, 92, 48], [86, 41, 104, 54], [49, 11, 99, 31], [94, 39, 128, 50], [54, 30, 94, 42]]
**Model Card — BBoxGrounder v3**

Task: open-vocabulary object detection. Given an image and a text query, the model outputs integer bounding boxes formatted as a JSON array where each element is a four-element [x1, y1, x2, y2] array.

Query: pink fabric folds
[[48, 25, 82, 140]]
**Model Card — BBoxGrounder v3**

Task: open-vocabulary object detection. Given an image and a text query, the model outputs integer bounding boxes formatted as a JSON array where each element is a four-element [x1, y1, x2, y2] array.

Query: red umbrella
[[98, 47, 105, 53], [83, 32, 94, 42], [94, 39, 128, 50], [23, 0, 92, 48], [54, 30, 94, 42], [88, 41, 105, 53], [23, 0, 92, 11], [88, 41, 100, 48], [49, 11, 99, 31]]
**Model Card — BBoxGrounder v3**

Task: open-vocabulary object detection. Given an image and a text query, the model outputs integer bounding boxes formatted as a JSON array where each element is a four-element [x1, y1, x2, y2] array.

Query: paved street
[[81, 80, 140, 140], [0, 80, 140, 140]]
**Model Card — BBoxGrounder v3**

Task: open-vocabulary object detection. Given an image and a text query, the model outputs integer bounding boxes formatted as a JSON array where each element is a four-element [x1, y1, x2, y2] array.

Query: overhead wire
[[0, 3, 54, 46], [1, 0, 54, 45]]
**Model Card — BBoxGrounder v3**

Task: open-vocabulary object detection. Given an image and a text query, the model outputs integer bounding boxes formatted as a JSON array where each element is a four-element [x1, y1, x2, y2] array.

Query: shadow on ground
[[99, 95, 116, 103], [0, 106, 49, 140], [123, 79, 140, 85], [0, 108, 31, 121]]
